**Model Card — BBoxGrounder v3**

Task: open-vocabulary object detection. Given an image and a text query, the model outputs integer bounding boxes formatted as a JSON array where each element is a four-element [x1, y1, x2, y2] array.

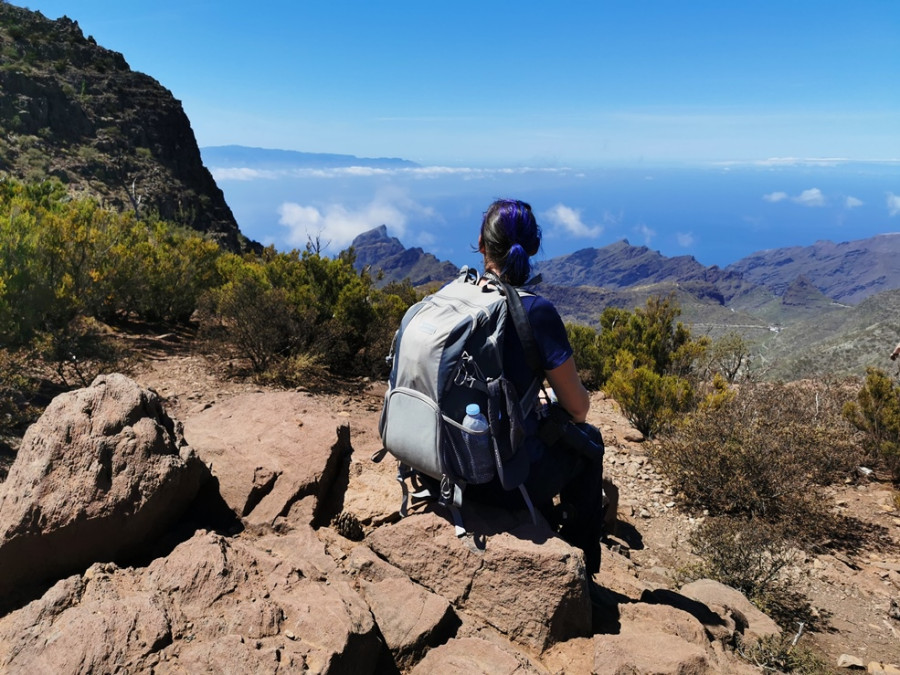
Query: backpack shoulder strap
[[484, 271, 543, 380]]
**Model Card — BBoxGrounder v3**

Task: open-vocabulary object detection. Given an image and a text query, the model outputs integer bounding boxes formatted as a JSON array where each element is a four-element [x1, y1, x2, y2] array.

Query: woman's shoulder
[[522, 292, 562, 322]]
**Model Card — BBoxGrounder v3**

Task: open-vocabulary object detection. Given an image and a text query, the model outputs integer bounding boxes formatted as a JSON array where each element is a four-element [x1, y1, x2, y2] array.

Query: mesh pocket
[[442, 416, 494, 484]]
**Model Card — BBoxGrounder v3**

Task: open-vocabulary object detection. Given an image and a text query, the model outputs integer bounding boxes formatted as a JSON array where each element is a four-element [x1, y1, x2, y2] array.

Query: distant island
[[200, 145, 420, 170]]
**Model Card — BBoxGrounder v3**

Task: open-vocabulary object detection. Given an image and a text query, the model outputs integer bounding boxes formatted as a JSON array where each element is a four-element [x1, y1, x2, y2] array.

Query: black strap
[[483, 271, 544, 380]]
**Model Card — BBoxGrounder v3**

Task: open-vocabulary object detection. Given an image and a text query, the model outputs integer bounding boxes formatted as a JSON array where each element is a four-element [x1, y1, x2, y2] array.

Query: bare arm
[[545, 356, 590, 423]]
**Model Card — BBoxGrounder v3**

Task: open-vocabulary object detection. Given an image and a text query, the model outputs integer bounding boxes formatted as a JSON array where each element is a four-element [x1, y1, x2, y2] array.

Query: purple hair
[[479, 199, 542, 286]]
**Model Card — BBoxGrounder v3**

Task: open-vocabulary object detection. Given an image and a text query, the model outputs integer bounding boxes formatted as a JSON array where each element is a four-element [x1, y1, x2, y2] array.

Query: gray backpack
[[376, 267, 542, 535]]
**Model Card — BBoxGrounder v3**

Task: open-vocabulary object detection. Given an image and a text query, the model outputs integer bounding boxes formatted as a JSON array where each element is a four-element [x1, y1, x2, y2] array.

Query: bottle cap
[[465, 403, 481, 416]]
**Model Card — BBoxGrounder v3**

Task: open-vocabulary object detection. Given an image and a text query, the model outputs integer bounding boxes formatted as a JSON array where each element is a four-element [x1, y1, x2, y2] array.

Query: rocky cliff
[[0, 3, 244, 251], [351, 225, 459, 288]]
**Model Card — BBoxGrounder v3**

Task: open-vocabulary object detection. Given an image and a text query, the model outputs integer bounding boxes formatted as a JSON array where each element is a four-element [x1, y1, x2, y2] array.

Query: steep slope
[[754, 288, 900, 380], [0, 4, 244, 251], [726, 233, 900, 305]]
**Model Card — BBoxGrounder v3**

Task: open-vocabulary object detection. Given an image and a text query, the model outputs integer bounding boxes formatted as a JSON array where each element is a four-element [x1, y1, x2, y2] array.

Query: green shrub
[[842, 367, 900, 478], [605, 356, 693, 437], [573, 294, 708, 436], [257, 352, 328, 388], [0, 177, 416, 388], [566, 322, 603, 390], [201, 258, 310, 373], [596, 294, 703, 383]]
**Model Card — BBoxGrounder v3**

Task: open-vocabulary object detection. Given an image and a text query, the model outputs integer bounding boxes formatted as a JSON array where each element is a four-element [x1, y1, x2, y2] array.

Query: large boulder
[[366, 508, 591, 652], [344, 543, 461, 670], [0, 530, 382, 673], [679, 579, 782, 642], [0, 373, 207, 600], [592, 631, 714, 674], [182, 391, 349, 528]]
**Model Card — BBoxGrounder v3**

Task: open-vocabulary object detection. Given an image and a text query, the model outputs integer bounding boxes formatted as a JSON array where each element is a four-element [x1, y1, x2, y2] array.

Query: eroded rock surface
[[182, 391, 349, 528], [0, 530, 381, 674], [0, 374, 787, 674], [0, 373, 207, 601]]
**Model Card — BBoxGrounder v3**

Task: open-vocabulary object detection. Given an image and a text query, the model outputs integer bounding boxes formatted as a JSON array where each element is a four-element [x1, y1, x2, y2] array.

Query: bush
[[571, 294, 708, 436], [736, 633, 829, 674], [605, 356, 693, 437], [0, 347, 39, 436], [653, 381, 862, 531], [704, 331, 751, 383], [200, 257, 313, 373], [566, 322, 603, 390], [0, 177, 417, 391], [200, 247, 418, 381], [30, 317, 129, 389], [0, 179, 225, 340], [843, 367, 900, 478], [596, 294, 705, 384]]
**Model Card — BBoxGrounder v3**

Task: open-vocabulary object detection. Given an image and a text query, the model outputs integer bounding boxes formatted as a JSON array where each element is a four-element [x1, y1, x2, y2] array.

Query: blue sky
[[18, 1, 900, 166]]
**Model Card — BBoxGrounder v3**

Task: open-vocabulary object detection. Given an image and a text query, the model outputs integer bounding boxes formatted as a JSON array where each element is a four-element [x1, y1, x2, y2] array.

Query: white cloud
[[634, 223, 656, 245], [764, 188, 830, 207], [543, 203, 602, 238], [793, 188, 827, 207], [888, 192, 900, 217], [677, 232, 695, 247], [277, 189, 434, 251], [845, 196, 864, 209], [211, 167, 279, 181]]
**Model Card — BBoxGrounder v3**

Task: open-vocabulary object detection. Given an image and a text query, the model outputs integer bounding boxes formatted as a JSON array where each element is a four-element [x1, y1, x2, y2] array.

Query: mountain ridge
[[725, 233, 900, 304], [351, 225, 900, 308], [350, 225, 900, 377], [0, 3, 245, 251]]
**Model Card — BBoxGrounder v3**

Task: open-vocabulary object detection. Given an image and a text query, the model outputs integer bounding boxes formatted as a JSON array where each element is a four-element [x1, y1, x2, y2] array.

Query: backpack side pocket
[[441, 415, 494, 485]]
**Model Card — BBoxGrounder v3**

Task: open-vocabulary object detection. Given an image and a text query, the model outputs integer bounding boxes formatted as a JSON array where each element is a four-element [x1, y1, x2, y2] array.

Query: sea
[[205, 157, 900, 272]]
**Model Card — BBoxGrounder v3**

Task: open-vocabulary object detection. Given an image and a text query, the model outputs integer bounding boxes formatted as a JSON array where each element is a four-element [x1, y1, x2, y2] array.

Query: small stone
[[285, 631, 297, 641], [836, 654, 864, 669], [639, 508, 651, 518]]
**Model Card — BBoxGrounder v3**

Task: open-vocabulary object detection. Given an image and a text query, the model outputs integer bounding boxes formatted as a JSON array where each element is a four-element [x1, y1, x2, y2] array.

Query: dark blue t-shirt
[[503, 294, 573, 401]]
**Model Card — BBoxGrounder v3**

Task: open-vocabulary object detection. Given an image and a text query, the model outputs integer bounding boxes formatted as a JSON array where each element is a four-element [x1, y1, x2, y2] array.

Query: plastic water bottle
[[462, 403, 491, 480]]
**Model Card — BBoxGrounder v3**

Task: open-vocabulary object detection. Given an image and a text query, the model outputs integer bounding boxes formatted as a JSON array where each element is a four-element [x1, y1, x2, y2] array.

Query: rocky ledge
[[0, 373, 813, 673]]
